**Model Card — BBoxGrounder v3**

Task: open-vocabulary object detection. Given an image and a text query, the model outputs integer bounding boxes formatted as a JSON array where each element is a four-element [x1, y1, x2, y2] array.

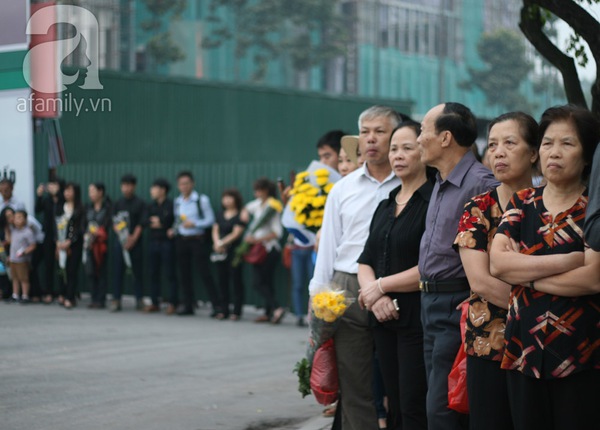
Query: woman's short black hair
[[221, 188, 243, 211], [538, 104, 600, 181], [253, 177, 277, 198], [487, 111, 539, 150]]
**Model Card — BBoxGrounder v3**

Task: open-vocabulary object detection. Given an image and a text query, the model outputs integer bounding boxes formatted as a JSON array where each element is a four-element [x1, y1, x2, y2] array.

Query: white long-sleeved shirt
[[308, 163, 400, 295]]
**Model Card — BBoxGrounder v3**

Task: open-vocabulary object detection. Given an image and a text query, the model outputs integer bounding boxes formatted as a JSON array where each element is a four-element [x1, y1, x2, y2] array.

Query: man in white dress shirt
[[309, 105, 403, 430]]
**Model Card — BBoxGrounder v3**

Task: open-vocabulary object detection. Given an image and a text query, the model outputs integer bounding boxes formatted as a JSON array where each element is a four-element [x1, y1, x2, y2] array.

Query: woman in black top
[[35, 177, 65, 304], [211, 188, 246, 320], [358, 121, 433, 430], [55, 182, 86, 309], [85, 182, 112, 309]]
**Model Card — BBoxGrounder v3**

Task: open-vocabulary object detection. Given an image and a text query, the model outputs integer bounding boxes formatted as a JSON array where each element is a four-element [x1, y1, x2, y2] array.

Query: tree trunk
[[520, 0, 600, 115]]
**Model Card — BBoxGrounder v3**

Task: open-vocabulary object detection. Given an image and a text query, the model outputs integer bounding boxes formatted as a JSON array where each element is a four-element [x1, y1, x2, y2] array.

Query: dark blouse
[[358, 180, 433, 329], [55, 204, 86, 246], [147, 198, 174, 241], [496, 186, 599, 379], [215, 211, 246, 250], [454, 189, 507, 361], [86, 201, 112, 232]]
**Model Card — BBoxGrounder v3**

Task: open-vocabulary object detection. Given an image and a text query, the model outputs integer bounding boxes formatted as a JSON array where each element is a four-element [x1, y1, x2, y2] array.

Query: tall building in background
[[71, 0, 564, 118]]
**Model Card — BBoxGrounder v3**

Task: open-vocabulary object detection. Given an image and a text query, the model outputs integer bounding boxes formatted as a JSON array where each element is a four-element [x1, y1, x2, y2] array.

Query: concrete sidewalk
[[0, 294, 330, 430]]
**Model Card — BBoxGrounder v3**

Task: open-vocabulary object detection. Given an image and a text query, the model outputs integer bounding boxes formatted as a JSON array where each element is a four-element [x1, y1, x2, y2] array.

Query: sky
[[554, 2, 599, 81]]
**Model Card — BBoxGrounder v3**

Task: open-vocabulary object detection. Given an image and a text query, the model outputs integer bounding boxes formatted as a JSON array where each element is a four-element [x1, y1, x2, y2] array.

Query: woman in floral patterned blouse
[[490, 105, 600, 430], [454, 112, 539, 430]]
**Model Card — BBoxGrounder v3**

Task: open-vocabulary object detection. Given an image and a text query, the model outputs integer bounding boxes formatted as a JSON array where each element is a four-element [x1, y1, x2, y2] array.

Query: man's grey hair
[[358, 105, 401, 130]]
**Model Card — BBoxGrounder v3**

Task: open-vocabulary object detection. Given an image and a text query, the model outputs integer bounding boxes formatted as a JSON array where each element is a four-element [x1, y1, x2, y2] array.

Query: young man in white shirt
[[172, 171, 218, 316], [309, 105, 403, 430]]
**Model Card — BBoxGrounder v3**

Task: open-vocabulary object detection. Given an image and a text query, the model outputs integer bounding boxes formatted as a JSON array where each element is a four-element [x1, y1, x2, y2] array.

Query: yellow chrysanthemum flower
[[295, 213, 307, 224], [314, 168, 330, 177], [311, 196, 327, 208], [315, 176, 329, 186], [268, 197, 283, 213]]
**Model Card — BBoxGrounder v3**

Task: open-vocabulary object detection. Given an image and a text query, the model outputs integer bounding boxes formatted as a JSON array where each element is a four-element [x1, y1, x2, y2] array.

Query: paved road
[[0, 296, 330, 430]]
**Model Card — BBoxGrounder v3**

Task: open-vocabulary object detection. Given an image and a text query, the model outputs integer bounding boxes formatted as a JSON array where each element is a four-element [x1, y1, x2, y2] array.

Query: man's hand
[[182, 220, 195, 229], [149, 216, 161, 229], [124, 235, 137, 251], [36, 183, 45, 197]]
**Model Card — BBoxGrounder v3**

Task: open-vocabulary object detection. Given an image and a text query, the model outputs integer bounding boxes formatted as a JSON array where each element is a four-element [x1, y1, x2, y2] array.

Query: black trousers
[[28, 244, 44, 298], [215, 255, 244, 316], [176, 236, 218, 312], [251, 248, 280, 317], [87, 252, 108, 306], [112, 241, 144, 300], [506, 368, 600, 430], [466, 355, 513, 430], [149, 239, 178, 306], [41, 237, 56, 297], [373, 324, 428, 430], [58, 243, 82, 302]]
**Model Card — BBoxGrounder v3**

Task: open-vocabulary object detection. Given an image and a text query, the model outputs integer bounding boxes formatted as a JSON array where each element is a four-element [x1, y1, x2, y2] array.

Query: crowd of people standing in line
[[308, 103, 599, 430], [0, 171, 290, 322], [1, 101, 599, 430], [0, 127, 357, 324]]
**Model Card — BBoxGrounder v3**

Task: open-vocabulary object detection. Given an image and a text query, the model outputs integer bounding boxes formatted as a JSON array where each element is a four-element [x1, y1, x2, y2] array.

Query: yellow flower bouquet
[[294, 283, 353, 400], [282, 161, 341, 245], [232, 197, 283, 267]]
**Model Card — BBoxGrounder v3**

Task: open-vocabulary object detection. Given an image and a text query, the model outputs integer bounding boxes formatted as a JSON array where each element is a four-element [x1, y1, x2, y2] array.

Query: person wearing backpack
[[171, 171, 219, 316]]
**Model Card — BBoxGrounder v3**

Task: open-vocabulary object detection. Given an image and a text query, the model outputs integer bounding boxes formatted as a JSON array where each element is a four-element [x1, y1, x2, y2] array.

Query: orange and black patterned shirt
[[496, 186, 600, 379], [454, 189, 508, 361]]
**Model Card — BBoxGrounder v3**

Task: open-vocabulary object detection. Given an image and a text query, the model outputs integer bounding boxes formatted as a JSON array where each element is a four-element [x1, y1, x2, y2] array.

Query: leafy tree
[[462, 29, 535, 112], [203, 0, 348, 86], [519, 0, 600, 114], [141, 0, 187, 70]]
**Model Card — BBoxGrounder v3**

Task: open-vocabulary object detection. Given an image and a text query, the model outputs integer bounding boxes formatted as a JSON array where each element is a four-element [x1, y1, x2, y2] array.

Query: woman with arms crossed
[[454, 112, 538, 430], [490, 105, 600, 430]]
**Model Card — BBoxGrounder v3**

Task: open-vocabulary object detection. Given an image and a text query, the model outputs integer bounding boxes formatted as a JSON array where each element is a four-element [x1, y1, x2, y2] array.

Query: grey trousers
[[332, 271, 379, 430], [420, 291, 470, 430]]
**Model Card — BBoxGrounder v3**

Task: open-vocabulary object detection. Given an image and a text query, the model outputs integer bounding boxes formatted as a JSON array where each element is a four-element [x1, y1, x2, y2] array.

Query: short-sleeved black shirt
[[215, 211, 246, 249], [358, 180, 433, 329], [112, 195, 146, 232]]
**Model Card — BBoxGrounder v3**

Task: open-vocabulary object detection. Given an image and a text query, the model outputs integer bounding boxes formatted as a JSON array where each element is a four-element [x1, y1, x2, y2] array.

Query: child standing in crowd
[[8, 210, 37, 303], [85, 182, 112, 309], [339, 135, 360, 177]]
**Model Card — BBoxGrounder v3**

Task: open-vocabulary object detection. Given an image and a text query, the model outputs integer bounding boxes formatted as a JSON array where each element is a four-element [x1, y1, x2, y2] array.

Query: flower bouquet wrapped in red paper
[[294, 284, 353, 405]]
